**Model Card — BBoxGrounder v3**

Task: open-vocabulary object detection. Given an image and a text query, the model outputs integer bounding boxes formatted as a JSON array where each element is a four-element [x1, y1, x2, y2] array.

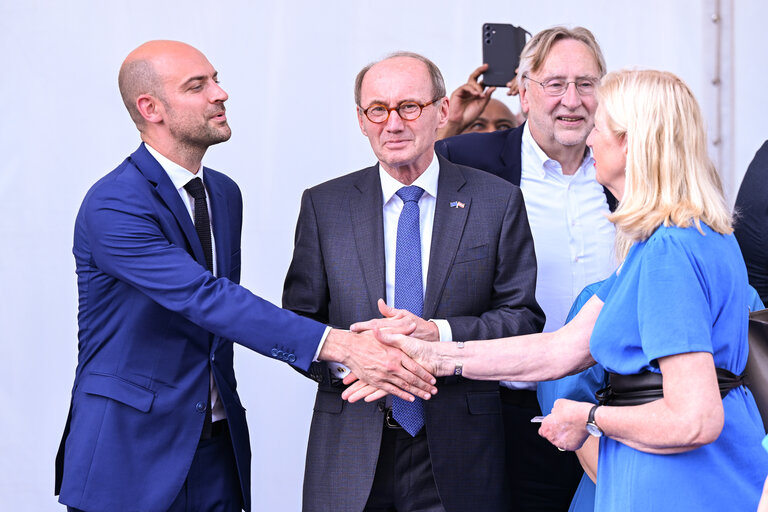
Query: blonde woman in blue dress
[[345, 69, 768, 511]]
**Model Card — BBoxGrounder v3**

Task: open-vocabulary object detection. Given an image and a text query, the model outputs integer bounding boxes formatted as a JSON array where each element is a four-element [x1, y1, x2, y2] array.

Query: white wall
[[1, 1, 766, 509]]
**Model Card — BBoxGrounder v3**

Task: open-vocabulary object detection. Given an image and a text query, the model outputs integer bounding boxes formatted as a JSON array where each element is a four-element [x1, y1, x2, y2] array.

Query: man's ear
[[436, 96, 449, 129], [357, 106, 368, 136], [136, 94, 164, 124], [519, 84, 530, 116]]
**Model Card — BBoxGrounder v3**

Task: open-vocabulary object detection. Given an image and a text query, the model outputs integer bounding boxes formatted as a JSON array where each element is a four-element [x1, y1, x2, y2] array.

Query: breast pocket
[[454, 244, 488, 264]]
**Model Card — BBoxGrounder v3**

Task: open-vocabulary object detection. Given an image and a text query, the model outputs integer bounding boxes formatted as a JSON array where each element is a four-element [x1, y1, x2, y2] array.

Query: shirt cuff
[[313, 327, 351, 379], [312, 326, 333, 362], [431, 319, 453, 342], [327, 362, 351, 379]]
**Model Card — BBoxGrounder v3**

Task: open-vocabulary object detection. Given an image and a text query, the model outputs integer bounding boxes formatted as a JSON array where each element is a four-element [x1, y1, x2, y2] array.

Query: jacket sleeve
[[81, 179, 326, 371]]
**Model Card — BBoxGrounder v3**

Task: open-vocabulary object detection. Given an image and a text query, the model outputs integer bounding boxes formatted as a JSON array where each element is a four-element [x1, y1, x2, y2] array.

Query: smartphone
[[482, 23, 529, 87]]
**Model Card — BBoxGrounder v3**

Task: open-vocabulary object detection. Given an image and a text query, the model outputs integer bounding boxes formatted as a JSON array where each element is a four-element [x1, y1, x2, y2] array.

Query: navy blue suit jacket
[[735, 140, 768, 303], [435, 123, 617, 211], [56, 144, 326, 512]]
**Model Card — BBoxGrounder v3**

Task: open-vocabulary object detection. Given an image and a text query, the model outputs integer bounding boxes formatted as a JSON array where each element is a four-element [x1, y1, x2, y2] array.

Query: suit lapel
[[350, 166, 387, 311], [130, 144, 208, 267], [493, 123, 524, 185], [204, 169, 231, 278], [424, 156, 470, 319]]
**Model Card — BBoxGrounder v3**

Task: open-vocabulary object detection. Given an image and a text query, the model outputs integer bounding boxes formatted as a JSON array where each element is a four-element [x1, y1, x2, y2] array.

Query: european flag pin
[[450, 201, 465, 209]]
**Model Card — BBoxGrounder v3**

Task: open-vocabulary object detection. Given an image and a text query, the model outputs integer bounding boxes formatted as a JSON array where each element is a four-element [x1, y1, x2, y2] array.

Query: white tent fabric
[[1, 1, 766, 509]]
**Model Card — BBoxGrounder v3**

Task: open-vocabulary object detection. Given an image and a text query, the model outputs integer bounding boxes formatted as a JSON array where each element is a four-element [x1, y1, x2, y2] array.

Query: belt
[[201, 419, 228, 440], [384, 408, 403, 429], [499, 387, 540, 409], [596, 368, 744, 406]]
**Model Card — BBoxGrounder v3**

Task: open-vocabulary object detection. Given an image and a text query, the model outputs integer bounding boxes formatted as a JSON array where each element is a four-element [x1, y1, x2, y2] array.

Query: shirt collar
[[379, 152, 440, 205], [521, 122, 594, 178], [145, 143, 205, 190]]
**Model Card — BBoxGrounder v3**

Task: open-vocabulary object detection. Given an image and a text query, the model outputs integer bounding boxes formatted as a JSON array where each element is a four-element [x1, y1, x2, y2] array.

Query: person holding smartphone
[[436, 26, 615, 511]]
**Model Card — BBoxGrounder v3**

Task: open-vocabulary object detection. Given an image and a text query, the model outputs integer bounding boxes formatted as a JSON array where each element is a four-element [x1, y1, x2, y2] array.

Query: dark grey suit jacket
[[283, 155, 544, 512]]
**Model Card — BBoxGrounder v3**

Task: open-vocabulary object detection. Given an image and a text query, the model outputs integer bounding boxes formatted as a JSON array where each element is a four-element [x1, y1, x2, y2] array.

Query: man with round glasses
[[283, 51, 544, 511], [436, 26, 617, 511]]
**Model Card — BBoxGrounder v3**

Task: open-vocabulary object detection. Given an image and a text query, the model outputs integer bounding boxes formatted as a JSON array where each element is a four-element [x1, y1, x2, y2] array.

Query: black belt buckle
[[384, 408, 403, 429]]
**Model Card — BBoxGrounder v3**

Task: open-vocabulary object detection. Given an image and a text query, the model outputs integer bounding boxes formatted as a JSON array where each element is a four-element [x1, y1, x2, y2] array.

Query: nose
[[383, 109, 405, 131], [586, 128, 595, 146], [560, 82, 581, 109], [211, 81, 229, 103]]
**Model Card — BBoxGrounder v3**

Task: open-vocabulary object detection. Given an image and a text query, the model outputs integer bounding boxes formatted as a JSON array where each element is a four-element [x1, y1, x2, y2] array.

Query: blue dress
[[538, 282, 604, 512], [589, 224, 768, 511]]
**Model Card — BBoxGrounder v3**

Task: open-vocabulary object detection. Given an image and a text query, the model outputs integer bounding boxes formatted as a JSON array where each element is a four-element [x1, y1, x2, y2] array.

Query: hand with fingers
[[342, 326, 450, 403], [537, 398, 593, 452], [350, 298, 439, 341], [438, 64, 497, 139], [319, 328, 437, 403], [505, 73, 520, 96]]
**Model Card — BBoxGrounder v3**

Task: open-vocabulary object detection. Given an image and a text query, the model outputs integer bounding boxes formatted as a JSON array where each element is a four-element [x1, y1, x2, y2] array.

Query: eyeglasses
[[524, 76, 599, 97], [360, 99, 439, 123]]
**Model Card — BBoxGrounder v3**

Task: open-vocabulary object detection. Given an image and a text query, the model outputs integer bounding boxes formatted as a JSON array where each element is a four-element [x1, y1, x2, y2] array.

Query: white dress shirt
[[145, 144, 226, 421], [502, 124, 616, 391], [520, 123, 616, 330]]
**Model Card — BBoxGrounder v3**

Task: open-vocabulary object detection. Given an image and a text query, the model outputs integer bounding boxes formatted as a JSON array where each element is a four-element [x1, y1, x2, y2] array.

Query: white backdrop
[[1, 1, 766, 510]]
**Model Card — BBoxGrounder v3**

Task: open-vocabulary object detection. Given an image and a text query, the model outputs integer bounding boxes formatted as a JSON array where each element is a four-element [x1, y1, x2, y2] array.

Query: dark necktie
[[391, 185, 426, 436], [183, 176, 214, 438], [183, 177, 214, 272]]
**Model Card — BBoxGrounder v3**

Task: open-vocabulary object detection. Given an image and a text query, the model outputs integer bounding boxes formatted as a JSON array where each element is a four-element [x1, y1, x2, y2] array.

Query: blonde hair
[[517, 26, 606, 91], [599, 69, 732, 260]]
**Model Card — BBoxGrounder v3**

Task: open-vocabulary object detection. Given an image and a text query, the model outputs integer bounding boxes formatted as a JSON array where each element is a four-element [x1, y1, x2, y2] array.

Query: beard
[[166, 105, 232, 150]]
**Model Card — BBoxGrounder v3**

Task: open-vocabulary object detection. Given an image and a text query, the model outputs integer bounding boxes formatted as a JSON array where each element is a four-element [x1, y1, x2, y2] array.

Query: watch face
[[586, 422, 603, 438]]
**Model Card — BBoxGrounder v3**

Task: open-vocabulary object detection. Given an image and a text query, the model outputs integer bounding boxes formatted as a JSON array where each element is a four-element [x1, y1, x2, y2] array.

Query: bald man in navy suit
[[55, 40, 435, 512]]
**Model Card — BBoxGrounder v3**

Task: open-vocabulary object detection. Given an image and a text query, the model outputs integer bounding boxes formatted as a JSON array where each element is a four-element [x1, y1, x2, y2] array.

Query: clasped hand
[[340, 299, 441, 403]]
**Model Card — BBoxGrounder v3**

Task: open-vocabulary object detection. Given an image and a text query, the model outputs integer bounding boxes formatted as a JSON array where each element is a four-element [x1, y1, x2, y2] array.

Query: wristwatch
[[586, 404, 603, 438]]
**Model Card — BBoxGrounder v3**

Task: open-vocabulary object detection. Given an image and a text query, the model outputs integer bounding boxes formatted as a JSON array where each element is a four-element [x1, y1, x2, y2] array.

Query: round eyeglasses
[[524, 76, 599, 97], [360, 99, 439, 123]]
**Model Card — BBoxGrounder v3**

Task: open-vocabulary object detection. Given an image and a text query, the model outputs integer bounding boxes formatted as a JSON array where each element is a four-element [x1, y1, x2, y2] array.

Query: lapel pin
[[450, 201, 465, 209]]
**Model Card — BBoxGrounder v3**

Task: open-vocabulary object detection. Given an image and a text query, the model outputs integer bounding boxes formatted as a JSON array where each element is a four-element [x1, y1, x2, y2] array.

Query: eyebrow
[[181, 72, 219, 88], [539, 74, 599, 81], [362, 98, 423, 108]]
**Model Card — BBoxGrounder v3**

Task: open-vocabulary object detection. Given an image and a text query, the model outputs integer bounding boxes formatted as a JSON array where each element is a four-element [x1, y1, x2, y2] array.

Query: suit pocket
[[454, 244, 488, 264], [466, 391, 501, 415], [80, 372, 156, 413], [313, 389, 343, 414]]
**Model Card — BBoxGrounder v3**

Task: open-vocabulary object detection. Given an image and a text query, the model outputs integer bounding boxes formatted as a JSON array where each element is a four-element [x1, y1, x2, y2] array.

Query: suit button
[[377, 402, 385, 412], [211, 354, 215, 361], [288, 354, 296, 363], [195, 401, 207, 413], [271, 348, 279, 357]]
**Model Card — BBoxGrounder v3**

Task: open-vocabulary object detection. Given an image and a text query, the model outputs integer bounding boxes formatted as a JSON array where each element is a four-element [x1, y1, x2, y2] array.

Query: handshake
[[318, 299, 453, 404]]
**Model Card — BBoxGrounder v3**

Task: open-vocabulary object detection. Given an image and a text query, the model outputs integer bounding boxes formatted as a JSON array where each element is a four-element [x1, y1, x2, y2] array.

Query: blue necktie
[[392, 185, 426, 436]]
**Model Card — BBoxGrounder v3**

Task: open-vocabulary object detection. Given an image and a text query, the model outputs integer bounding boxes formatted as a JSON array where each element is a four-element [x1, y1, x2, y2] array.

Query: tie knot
[[184, 177, 207, 200], [396, 186, 424, 204]]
